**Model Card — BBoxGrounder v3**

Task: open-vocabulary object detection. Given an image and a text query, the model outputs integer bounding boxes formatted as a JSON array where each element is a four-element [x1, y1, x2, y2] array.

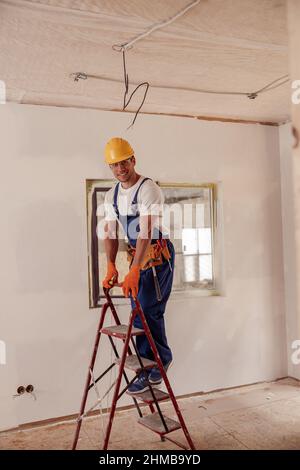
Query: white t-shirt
[[104, 175, 168, 237]]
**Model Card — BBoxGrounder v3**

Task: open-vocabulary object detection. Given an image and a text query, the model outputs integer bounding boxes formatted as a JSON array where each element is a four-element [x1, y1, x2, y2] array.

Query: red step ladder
[[72, 287, 195, 450]]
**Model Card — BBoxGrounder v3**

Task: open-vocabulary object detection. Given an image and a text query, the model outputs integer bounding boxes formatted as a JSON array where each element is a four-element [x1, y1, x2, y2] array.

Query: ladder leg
[[102, 310, 135, 450], [135, 302, 196, 450], [72, 302, 109, 450]]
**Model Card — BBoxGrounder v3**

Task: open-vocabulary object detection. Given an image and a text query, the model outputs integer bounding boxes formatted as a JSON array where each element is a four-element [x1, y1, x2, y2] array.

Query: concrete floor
[[1, 378, 300, 450]]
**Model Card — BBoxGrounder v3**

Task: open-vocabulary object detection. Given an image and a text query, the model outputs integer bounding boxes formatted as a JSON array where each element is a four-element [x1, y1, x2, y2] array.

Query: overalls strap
[[131, 177, 151, 207], [112, 177, 152, 218]]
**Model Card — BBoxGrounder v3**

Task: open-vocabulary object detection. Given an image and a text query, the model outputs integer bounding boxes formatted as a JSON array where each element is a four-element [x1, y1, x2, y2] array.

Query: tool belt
[[127, 239, 171, 271]]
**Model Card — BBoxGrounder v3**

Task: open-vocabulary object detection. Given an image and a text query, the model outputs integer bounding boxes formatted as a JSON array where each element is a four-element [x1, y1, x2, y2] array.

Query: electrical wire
[[252, 74, 290, 94], [112, 0, 201, 51], [121, 49, 149, 128], [70, 71, 290, 98], [111, 0, 201, 127]]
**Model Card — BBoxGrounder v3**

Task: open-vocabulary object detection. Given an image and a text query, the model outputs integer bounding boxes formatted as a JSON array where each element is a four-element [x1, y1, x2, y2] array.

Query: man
[[102, 137, 174, 394]]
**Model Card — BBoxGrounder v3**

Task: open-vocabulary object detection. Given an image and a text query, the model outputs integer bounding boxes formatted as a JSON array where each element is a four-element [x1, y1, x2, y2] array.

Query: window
[[182, 228, 213, 282], [86, 180, 218, 308], [160, 183, 217, 292]]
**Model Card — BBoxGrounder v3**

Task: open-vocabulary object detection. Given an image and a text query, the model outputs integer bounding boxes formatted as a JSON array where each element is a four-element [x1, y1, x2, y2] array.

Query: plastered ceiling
[[0, 0, 290, 124]]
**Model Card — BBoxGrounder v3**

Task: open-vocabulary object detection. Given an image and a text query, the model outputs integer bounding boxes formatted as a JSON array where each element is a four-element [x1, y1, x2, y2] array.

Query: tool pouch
[[127, 240, 171, 271]]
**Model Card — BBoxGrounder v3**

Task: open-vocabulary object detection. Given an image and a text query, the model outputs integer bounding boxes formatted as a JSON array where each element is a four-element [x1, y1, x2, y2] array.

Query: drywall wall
[[279, 123, 300, 379], [285, 0, 300, 381], [0, 103, 287, 431]]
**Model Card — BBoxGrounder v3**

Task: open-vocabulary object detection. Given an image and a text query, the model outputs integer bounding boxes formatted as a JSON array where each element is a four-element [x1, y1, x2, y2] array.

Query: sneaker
[[148, 360, 173, 385], [127, 372, 149, 395]]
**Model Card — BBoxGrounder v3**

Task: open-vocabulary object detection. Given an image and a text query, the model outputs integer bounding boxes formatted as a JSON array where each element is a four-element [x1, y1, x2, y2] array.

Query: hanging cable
[[120, 48, 149, 128], [110, 0, 201, 128]]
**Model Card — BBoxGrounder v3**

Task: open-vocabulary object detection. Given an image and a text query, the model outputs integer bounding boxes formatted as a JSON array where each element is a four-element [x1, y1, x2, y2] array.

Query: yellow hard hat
[[104, 137, 134, 165]]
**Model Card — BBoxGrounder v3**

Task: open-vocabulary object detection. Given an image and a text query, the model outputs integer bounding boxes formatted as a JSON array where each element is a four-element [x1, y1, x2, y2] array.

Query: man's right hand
[[102, 261, 119, 289]]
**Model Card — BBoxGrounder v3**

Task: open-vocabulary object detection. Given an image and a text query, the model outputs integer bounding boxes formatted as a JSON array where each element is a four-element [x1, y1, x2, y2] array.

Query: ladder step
[[138, 412, 181, 435], [101, 324, 145, 338], [132, 388, 170, 404], [115, 355, 157, 372]]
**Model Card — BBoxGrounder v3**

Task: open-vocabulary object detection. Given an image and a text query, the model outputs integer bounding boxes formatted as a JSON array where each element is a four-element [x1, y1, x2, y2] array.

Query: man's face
[[109, 156, 136, 183]]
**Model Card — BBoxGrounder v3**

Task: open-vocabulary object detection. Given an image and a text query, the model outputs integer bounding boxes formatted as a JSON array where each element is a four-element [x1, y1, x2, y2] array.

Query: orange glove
[[122, 265, 140, 298], [102, 261, 118, 289]]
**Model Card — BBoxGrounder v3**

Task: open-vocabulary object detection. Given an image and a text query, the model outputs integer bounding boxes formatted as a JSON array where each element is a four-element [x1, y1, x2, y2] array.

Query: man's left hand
[[122, 265, 140, 298]]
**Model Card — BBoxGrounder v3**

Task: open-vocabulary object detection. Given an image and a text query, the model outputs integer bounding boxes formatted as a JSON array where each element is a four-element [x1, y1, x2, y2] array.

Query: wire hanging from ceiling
[[111, 0, 201, 127], [121, 48, 149, 129]]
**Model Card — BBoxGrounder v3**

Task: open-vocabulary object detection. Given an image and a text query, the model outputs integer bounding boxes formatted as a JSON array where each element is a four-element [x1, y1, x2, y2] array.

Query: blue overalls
[[113, 177, 174, 366]]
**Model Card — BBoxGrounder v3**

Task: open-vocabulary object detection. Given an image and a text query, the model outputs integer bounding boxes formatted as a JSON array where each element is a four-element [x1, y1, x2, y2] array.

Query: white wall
[[0, 103, 287, 431], [279, 123, 300, 380], [286, 0, 300, 380]]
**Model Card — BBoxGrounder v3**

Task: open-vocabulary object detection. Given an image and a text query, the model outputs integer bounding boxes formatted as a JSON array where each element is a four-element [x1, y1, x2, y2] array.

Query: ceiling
[[0, 0, 290, 124]]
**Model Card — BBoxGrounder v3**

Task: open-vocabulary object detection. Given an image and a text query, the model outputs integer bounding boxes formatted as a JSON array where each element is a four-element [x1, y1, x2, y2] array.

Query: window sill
[[95, 288, 222, 308], [97, 296, 131, 307], [170, 288, 222, 299]]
